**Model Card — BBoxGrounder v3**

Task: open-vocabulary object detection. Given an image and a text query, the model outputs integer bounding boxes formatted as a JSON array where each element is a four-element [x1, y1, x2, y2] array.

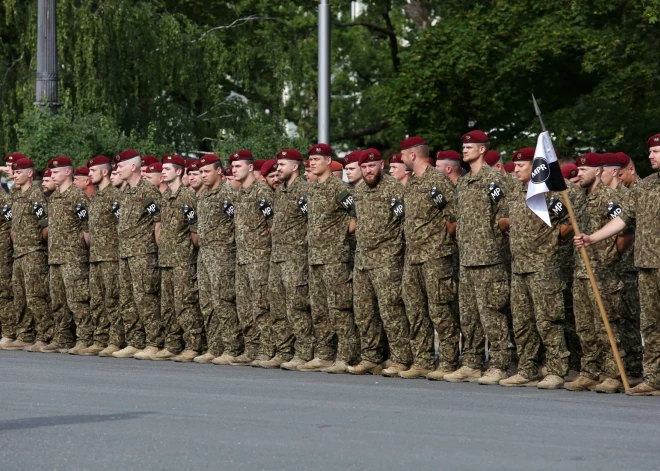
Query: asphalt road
[[1, 351, 659, 471]]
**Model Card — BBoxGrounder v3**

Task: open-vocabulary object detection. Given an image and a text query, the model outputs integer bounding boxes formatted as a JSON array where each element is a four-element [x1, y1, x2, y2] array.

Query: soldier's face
[[89, 166, 104, 185], [514, 161, 532, 183], [577, 166, 598, 188], [266, 172, 280, 190], [304, 168, 316, 182], [51, 167, 70, 186], [161, 163, 180, 183], [74, 175, 89, 191], [140, 166, 148, 177], [199, 165, 218, 187], [309, 155, 329, 175], [389, 162, 408, 182], [600, 166, 619, 186], [649, 146, 660, 170], [618, 164, 634, 186], [13, 169, 30, 186], [117, 161, 133, 181], [277, 159, 296, 182], [400, 149, 413, 169], [345, 162, 363, 184], [361, 161, 381, 186], [462, 144, 483, 163], [144, 173, 162, 187], [232, 161, 251, 182], [253, 170, 266, 183], [188, 171, 203, 190], [42, 177, 56, 193]]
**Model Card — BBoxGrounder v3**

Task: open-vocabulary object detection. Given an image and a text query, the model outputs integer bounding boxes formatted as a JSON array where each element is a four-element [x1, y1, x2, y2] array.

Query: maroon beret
[[87, 156, 110, 168], [187, 160, 201, 171], [399, 136, 427, 151], [343, 150, 362, 166], [145, 162, 162, 173], [615, 152, 631, 167], [4, 152, 26, 163], [161, 154, 185, 167], [512, 148, 535, 162], [485, 150, 502, 166], [358, 148, 382, 166], [647, 134, 660, 148], [561, 164, 578, 179], [230, 150, 254, 162], [304, 160, 311, 169], [576, 153, 602, 167], [48, 156, 73, 168], [117, 149, 140, 163], [504, 162, 516, 174], [224, 167, 233, 176], [435, 150, 462, 161], [600, 152, 623, 167], [261, 159, 278, 177], [277, 149, 303, 161], [199, 154, 220, 168], [252, 160, 264, 171], [389, 153, 404, 165], [12, 158, 34, 170], [308, 143, 333, 157], [43, 168, 52, 178], [74, 166, 90, 177], [462, 130, 489, 144], [142, 155, 158, 167]]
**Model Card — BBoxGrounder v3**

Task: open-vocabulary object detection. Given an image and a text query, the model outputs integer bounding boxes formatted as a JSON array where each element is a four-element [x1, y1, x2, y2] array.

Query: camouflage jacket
[[89, 183, 120, 263], [197, 183, 236, 262], [623, 172, 660, 269], [234, 180, 272, 265], [118, 178, 161, 258], [271, 176, 308, 263], [574, 181, 625, 281], [508, 180, 569, 274], [307, 175, 353, 265], [0, 189, 13, 264], [159, 185, 197, 267], [48, 184, 89, 265], [455, 165, 508, 267], [11, 183, 48, 259], [557, 180, 583, 284], [614, 183, 636, 274], [354, 173, 404, 270]]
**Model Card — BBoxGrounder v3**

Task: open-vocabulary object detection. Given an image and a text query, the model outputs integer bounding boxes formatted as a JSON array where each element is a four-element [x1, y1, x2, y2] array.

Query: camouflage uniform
[[308, 175, 359, 363], [48, 184, 90, 347], [11, 183, 51, 343], [402, 165, 457, 369], [508, 182, 570, 378], [573, 181, 626, 380], [455, 165, 511, 371], [621, 173, 660, 388], [89, 183, 123, 348], [234, 180, 273, 358], [270, 176, 312, 361], [118, 178, 162, 348], [0, 190, 15, 339], [197, 183, 242, 356], [157, 185, 203, 353], [353, 173, 411, 365]]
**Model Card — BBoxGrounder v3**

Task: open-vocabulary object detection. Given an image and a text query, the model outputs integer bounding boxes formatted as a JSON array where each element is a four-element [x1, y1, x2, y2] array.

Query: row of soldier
[[0, 130, 658, 396]]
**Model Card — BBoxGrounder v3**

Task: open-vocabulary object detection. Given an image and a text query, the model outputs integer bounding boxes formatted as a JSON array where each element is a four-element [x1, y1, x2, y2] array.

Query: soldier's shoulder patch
[[606, 201, 623, 220]]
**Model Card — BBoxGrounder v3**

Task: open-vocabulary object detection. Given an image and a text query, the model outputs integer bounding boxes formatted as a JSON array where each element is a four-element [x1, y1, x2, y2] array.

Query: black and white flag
[[525, 131, 566, 226]]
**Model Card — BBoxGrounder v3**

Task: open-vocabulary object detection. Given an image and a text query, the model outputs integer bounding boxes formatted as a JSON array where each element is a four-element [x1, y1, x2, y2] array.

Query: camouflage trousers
[[0, 261, 15, 339], [309, 262, 359, 363], [562, 281, 582, 371], [161, 264, 204, 353], [621, 271, 643, 376], [511, 269, 569, 378], [236, 261, 272, 358], [459, 263, 511, 370], [118, 255, 162, 349], [269, 258, 312, 361], [402, 256, 457, 369], [50, 262, 91, 347], [90, 261, 124, 348], [198, 250, 242, 357], [573, 276, 625, 380], [13, 251, 51, 343], [355, 262, 412, 366], [638, 268, 660, 389]]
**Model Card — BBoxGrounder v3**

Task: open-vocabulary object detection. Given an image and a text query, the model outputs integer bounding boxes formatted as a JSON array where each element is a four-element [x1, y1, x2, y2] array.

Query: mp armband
[[297, 196, 308, 217], [32, 202, 47, 220], [488, 182, 504, 203], [144, 198, 160, 218], [182, 204, 197, 224], [606, 201, 622, 220], [112, 201, 121, 220], [223, 200, 235, 218], [337, 189, 355, 216], [430, 186, 447, 210], [548, 196, 567, 219], [389, 197, 405, 219], [2, 204, 12, 222], [259, 198, 273, 220], [75, 203, 88, 221]]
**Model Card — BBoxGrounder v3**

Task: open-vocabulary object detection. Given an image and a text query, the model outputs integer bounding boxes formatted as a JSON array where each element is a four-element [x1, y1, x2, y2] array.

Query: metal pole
[[318, 0, 330, 144], [35, 0, 59, 112]]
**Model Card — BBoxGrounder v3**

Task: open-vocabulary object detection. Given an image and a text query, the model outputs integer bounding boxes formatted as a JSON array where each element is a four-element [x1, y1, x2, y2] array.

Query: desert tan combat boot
[[443, 366, 482, 383], [478, 368, 508, 385], [322, 360, 350, 374], [399, 364, 432, 379], [0, 336, 15, 349], [4, 339, 34, 351], [172, 350, 198, 362], [111, 345, 142, 358], [98, 345, 120, 357], [381, 362, 408, 377], [134, 346, 160, 360], [426, 367, 456, 381], [79, 344, 105, 356], [150, 349, 177, 361], [211, 352, 237, 365], [626, 382, 660, 396], [259, 356, 288, 369], [564, 374, 600, 391], [297, 358, 333, 372], [39, 342, 62, 353], [24, 341, 48, 352], [595, 377, 624, 394], [347, 360, 383, 375], [229, 353, 255, 366], [499, 373, 539, 387], [280, 357, 307, 371], [250, 354, 271, 367], [537, 374, 564, 390], [194, 352, 216, 364], [68, 342, 88, 355]]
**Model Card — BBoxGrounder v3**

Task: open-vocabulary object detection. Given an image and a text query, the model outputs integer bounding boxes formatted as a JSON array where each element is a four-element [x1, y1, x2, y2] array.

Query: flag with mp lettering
[[525, 131, 567, 226]]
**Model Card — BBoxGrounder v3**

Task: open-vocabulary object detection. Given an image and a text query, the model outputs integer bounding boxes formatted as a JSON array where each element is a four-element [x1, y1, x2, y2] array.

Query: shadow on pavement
[[0, 411, 154, 431]]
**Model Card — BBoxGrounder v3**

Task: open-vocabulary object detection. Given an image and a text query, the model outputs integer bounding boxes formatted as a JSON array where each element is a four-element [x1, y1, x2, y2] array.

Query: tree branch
[[334, 120, 392, 141], [382, 8, 400, 72], [192, 15, 290, 42], [333, 21, 391, 37]]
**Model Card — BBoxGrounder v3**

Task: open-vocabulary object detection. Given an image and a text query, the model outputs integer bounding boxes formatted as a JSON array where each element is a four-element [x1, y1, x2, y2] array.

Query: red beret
[[561, 164, 578, 179], [112, 163, 118, 171], [12, 158, 34, 170], [145, 162, 162, 173], [199, 154, 220, 168], [330, 160, 343, 171], [504, 162, 516, 174], [358, 148, 382, 166], [252, 160, 264, 171], [260, 159, 278, 177], [4, 152, 26, 163], [512, 148, 535, 162], [48, 156, 72, 168], [485, 150, 502, 166], [389, 153, 404, 165], [187, 160, 201, 171], [600, 152, 623, 167], [117, 149, 140, 163], [308, 143, 333, 157], [435, 150, 462, 161], [142, 155, 158, 167], [343, 150, 362, 166], [161, 154, 185, 167], [304, 160, 311, 169], [576, 153, 602, 167], [277, 149, 303, 161], [42, 168, 52, 178], [462, 130, 489, 144], [615, 152, 631, 167], [74, 166, 90, 177], [230, 150, 254, 162], [87, 156, 110, 167], [647, 134, 660, 148], [399, 136, 427, 151], [224, 167, 232, 176]]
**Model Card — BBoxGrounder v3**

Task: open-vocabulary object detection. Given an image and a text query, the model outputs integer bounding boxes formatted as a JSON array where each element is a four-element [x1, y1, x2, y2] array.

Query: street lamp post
[[35, 0, 59, 112], [318, 0, 330, 144]]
